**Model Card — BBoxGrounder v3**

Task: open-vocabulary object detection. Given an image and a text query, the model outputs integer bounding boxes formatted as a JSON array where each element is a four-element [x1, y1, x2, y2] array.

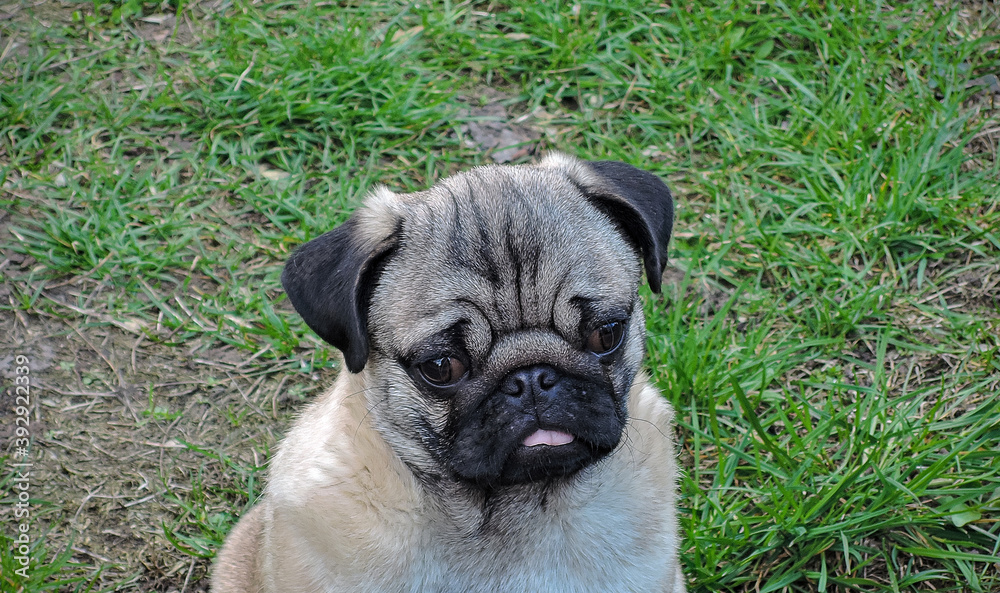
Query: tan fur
[[212, 503, 265, 593]]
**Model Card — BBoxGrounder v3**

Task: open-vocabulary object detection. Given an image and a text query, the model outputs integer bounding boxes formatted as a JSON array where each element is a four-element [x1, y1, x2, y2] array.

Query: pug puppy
[[211, 153, 686, 593]]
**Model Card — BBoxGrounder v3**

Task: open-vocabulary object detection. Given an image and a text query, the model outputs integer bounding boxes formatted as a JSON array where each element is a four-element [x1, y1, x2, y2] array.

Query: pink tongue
[[523, 429, 575, 447]]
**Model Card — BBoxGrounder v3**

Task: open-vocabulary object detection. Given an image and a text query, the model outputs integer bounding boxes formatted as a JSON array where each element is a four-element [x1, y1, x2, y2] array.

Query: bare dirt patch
[[0, 304, 326, 591], [457, 88, 543, 163]]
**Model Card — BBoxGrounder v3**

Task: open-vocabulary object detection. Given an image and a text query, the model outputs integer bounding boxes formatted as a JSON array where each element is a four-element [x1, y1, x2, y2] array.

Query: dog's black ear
[[281, 217, 398, 373], [582, 160, 674, 293]]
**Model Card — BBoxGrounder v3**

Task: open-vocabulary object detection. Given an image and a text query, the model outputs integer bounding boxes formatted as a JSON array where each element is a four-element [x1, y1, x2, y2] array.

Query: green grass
[[2, 0, 998, 591]]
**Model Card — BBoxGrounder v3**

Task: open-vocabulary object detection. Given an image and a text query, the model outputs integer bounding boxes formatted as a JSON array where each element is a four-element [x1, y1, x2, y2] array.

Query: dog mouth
[[522, 428, 575, 447], [448, 424, 616, 487], [443, 370, 625, 487]]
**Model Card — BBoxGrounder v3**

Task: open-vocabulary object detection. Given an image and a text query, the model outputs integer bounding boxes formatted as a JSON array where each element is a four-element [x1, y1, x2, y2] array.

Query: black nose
[[499, 364, 562, 399]]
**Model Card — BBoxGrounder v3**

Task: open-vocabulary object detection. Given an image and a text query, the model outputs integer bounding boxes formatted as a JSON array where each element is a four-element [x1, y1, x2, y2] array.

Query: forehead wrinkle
[[451, 296, 495, 361], [480, 329, 593, 384], [385, 306, 466, 356], [472, 172, 575, 330], [449, 179, 526, 328], [376, 164, 642, 349]]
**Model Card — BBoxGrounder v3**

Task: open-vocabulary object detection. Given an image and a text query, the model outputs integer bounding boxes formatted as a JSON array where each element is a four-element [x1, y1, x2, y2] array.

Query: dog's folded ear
[[281, 209, 399, 373], [541, 153, 674, 293]]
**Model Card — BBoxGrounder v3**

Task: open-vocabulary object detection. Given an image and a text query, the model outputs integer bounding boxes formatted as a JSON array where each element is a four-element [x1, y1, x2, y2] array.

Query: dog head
[[281, 154, 673, 489]]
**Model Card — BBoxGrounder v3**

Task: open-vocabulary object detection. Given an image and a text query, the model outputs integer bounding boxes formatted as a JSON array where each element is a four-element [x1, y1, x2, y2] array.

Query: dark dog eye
[[418, 356, 467, 387], [585, 321, 624, 355]]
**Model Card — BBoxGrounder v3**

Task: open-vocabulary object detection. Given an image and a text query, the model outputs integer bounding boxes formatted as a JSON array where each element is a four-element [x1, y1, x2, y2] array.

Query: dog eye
[[418, 356, 467, 387], [585, 321, 624, 355]]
